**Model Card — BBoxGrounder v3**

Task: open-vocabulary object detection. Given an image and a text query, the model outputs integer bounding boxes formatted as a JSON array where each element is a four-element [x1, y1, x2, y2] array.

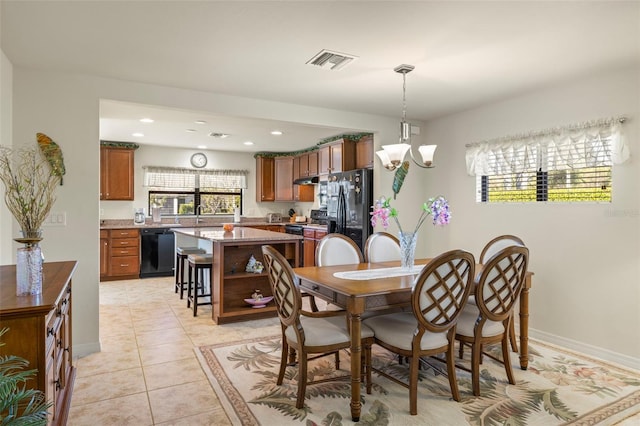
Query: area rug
[[196, 336, 640, 426]]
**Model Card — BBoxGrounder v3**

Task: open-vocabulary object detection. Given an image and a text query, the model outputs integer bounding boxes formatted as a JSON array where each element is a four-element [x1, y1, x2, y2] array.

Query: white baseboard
[[526, 327, 640, 371], [72, 341, 102, 359]]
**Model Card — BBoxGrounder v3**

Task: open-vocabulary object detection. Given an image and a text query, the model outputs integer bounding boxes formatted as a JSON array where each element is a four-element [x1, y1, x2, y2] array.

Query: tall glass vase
[[15, 230, 43, 296], [398, 231, 417, 271]]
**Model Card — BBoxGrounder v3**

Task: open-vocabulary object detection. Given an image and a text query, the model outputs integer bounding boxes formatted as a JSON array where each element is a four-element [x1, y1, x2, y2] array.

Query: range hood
[[293, 176, 319, 185]]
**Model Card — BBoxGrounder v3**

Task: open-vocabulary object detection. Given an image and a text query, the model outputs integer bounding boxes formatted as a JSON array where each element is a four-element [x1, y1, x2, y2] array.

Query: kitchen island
[[172, 227, 302, 323]]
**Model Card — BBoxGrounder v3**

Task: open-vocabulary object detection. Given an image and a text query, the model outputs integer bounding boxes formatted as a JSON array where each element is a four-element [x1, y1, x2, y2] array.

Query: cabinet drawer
[[303, 229, 315, 238], [315, 230, 327, 239], [110, 237, 139, 248], [299, 280, 342, 304], [110, 229, 139, 238], [110, 246, 138, 257], [110, 256, 139, 275]]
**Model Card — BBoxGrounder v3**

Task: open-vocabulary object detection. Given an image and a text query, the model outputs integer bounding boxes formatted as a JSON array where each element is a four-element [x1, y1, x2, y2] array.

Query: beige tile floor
[[68, 276, 283, 425]]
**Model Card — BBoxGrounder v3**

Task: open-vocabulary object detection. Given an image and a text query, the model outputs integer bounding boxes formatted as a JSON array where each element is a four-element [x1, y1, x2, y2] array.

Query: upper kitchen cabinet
[[355, 134, 374, 169], [256, 156, 275, 202], [274, 156, 294, 201], [296, 150, 318, 179], [100, 142, 138, 200], [318, 138, 356, 176]]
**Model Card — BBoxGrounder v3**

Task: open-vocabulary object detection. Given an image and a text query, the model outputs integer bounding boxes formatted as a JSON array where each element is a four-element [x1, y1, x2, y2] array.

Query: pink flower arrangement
[[370, 195, 451, 235]]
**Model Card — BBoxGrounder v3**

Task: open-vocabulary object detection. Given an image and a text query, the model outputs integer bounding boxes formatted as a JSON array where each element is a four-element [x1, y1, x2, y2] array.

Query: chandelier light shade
[[376, 64, 437, 171]]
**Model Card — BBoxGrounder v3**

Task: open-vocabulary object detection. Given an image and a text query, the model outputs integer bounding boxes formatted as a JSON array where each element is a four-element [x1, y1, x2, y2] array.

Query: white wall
[[0, 49, 13, 263], [11, 67, 399, 358], [423, 65, 640, 366]]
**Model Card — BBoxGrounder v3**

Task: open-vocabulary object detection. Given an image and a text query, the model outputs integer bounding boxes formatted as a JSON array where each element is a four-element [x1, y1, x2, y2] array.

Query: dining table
[[293, 258, 534, 422]]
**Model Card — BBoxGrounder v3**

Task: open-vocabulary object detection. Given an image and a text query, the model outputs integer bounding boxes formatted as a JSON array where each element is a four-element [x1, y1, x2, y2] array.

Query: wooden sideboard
[[0, 261, 77, 425]]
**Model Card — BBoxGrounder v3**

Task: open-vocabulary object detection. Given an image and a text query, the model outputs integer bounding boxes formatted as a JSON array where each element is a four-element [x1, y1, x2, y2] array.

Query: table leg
[[519, 277, 531, 370], [349, 311, 362, 422]]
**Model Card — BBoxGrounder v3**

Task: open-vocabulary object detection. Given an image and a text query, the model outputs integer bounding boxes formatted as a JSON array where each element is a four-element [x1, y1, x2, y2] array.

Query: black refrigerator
[[326, 168, 373, 253]]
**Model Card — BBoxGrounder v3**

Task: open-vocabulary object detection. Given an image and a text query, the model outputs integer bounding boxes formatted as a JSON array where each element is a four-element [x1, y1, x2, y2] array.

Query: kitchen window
[[466, 117, 628, 203], [144, 166, 248, 216]]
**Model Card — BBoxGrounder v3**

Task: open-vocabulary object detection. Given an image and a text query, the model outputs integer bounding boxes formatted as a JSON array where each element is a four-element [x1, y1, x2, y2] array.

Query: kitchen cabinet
[[318, 139, 356, 176], [100, 229, 109, 279], [101, 228, 140, 281], [256, 156, 275, 202], [0, 261, 77, 426], [294, 184, 314, 202], [355, 134, 374, 169], [100, 146, 135, 200], [297, 151, 319, 178], [275, 156, 294, 201], [303, 227, 327, 267], [246, 224, 285, 233]]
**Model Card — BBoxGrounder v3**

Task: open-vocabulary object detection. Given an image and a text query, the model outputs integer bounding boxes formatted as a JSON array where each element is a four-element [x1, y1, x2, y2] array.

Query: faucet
[[195, 205, 203, 224]]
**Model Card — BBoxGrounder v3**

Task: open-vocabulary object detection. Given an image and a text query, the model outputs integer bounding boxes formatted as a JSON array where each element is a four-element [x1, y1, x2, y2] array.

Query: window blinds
[[465, 117, 628, 177], [143, 166, 248, 190]]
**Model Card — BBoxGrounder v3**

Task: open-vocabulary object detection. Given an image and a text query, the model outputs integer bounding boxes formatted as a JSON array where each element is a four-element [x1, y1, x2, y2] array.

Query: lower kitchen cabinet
[[0, 261, 77, 426], [101, 228, 140, 281], [303, 228, 327, 267]]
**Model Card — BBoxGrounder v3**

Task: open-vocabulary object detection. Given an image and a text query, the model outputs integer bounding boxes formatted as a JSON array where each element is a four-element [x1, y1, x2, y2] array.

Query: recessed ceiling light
[[132, 132, 144, 137], [197, 145, 207, 149], [195, 120, 207, 125], [243, 141, 254, 146], [186, 129, 197, 133], [139, 118, 154, 123], [271, 130, 283, 135]]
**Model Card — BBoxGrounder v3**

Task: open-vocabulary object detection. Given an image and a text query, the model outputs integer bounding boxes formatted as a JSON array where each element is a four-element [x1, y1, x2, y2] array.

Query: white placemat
[[333, 265, 424, 280]]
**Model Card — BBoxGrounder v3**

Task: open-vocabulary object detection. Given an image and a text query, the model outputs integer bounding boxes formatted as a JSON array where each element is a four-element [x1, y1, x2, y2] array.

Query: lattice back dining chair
[[316, 233, 364, 266], [479, 235, 526, 352], [363, 249, 475, 415], [364, 232, 401, 263], [455, 245, 529, 396], [261, 245, 374, 409]]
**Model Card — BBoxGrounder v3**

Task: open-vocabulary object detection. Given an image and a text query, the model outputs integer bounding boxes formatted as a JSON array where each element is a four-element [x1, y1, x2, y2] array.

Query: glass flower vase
[[15, 230, 44, 296], [398, 231, 417, 271]]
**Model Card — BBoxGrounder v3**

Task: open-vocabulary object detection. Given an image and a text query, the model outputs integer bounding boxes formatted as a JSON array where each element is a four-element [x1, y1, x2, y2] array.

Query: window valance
[[143, 166, 248, 190], [465, 117, 628, 176]]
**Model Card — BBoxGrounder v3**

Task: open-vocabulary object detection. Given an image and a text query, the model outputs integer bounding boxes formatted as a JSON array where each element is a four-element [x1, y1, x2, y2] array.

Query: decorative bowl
[[223, 223, 234, 232], [243, 296, 274, 308]]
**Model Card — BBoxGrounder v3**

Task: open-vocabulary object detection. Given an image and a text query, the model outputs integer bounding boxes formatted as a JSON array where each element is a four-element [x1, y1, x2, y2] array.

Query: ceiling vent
[[306, 49, 358, 70], [209, 132, 230, 138]]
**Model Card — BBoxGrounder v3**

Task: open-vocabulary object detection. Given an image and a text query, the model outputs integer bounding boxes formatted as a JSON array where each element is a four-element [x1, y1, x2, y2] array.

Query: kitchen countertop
[[100, 220, 288, 230], [172, 226, 302, 242]]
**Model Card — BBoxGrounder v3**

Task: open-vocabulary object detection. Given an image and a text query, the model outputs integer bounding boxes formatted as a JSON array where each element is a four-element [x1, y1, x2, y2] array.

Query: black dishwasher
[[140, 228, 175, 278]]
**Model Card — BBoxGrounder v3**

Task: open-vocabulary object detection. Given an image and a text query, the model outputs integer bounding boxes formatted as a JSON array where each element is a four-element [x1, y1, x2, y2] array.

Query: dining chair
[[261, 245, 374, 409], [362, 249, 475, 415], [316, 233, 364, 267], [478, 235, 526, 352], [364, 232, 401, 263], [455, 245, 529, 396]]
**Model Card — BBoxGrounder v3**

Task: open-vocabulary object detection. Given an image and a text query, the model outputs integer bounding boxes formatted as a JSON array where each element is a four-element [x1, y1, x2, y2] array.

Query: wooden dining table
[[293, 259, 533, 422]]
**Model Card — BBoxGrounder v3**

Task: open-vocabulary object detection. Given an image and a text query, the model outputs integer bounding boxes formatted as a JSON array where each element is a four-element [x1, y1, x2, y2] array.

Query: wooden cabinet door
[[356, 135, 374, 169], [256, 157, 275, 202], [303, 229, 316, 267], [294, 184, 314, 202], [297, 153, 308, 177], [275, 156, 294, 201], [308, 151, 318, 176], [293, 155, 301, 180], [100, 147, 134, 200], [319, 145, 331, 174], [100, 230, 109, 278], [330, 143, 343, 173]]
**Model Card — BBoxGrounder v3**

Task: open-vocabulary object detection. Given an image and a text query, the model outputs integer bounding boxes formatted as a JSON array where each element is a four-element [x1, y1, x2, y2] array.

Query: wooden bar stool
[[175, 246, 206, 299], [187, 253, 213, 317]]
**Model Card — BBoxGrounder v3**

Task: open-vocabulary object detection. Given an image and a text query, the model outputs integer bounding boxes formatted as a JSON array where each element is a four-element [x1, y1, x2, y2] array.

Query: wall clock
[[190, 152, 207, 168]]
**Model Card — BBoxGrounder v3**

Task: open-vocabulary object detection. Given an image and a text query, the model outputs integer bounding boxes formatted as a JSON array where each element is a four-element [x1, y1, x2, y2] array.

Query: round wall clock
[[190, 152, 207, 168]]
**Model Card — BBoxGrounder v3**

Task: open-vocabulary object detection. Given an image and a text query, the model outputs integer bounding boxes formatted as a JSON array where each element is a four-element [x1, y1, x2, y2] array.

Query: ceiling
[[2, 1, 639, 153]]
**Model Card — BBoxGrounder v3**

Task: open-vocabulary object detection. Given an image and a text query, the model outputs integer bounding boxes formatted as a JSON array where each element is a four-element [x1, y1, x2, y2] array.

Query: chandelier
[[376, 64, 437, 171]]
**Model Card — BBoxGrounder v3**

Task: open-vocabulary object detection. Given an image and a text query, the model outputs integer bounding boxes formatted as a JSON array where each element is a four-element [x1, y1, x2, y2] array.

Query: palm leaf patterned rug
[[196, 336, 640, 426]]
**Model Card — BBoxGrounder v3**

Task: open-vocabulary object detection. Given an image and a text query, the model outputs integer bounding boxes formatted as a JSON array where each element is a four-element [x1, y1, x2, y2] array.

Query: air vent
[[208, 132, 230, 138], [306, 49, 358, 70]]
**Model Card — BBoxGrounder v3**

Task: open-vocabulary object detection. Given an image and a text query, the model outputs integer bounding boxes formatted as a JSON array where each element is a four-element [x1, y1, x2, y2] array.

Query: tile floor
[[68, 276, 284, 425]]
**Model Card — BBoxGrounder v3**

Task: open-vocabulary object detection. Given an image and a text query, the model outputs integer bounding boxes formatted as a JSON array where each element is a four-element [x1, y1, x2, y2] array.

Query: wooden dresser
[[0, 261, 77, 425]]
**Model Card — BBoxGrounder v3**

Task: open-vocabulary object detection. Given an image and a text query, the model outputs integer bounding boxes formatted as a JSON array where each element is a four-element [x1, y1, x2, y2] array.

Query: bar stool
[[187, 253, 213, 317], [175, 246, 206, 299]]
